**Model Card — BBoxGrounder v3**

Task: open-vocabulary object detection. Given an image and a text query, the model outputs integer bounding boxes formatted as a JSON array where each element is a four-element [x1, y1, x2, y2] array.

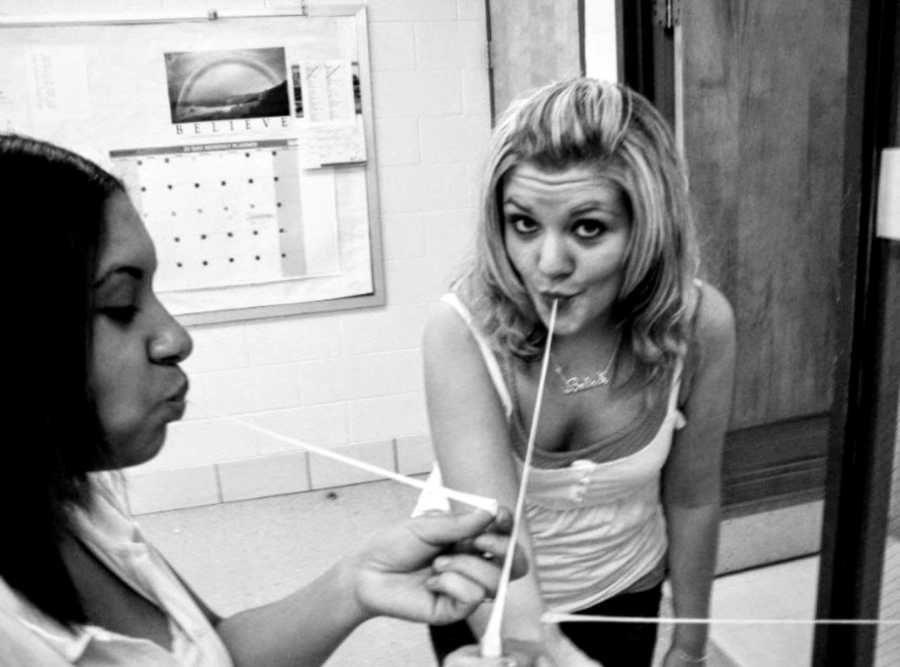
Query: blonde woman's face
[[501, 161, 630, 337]]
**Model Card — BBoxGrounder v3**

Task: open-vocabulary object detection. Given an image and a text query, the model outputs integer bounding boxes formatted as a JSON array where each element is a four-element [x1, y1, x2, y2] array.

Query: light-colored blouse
[[0, 474, 233, 666]]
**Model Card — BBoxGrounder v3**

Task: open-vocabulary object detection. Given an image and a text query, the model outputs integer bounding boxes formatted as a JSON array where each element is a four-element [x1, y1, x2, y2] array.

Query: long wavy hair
[[460, 78, 698, 381], [0, 134, 124, 627]]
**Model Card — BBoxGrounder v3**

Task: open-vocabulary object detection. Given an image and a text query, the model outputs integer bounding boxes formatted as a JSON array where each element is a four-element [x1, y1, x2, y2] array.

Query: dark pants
[[428, 584, 662, 667]]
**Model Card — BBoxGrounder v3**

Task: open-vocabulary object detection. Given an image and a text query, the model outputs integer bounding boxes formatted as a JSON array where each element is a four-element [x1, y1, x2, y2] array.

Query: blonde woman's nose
[[537, 234, 573, 277]]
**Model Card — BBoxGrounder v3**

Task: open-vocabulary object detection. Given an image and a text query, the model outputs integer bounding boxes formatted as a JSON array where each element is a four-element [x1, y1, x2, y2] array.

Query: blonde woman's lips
[[539, 291, 578, 309]]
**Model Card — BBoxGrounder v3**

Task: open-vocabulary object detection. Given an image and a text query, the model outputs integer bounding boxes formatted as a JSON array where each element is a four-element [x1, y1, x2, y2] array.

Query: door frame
[[632, 0, 899, 660], [812, 0, 900, 663]]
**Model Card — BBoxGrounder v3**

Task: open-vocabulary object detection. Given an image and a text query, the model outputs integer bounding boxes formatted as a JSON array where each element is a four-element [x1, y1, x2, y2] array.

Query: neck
[[552, 318, 621, 363]]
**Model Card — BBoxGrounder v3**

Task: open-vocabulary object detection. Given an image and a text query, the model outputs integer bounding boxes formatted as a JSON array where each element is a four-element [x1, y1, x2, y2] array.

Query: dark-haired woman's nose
[[149, 307, 193, 364]]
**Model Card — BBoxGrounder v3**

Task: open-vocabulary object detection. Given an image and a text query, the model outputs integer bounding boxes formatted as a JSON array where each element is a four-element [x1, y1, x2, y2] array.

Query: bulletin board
[[0, 5, 384, 324]]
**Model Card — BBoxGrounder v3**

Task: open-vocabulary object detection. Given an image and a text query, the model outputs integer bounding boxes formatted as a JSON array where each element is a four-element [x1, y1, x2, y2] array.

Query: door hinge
[[654, 0, 681, 30]]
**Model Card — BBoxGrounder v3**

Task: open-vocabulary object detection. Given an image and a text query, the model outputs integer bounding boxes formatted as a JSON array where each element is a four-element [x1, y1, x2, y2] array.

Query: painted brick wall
[[1, 0, 491, 512]]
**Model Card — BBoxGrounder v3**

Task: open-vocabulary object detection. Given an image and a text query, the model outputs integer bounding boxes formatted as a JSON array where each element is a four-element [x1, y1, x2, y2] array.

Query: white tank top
[[433, 293, 686, 612]]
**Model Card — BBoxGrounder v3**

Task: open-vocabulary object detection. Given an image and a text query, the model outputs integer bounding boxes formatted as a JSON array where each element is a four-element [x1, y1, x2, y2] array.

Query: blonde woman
[[423, 79, 735, 667]]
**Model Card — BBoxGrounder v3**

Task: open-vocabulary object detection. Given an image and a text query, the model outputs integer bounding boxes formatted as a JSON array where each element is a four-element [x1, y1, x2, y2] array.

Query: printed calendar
[[112, 139, 340, 293]]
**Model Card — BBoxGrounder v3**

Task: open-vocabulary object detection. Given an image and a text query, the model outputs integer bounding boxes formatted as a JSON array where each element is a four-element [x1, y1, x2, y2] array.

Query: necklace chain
[[552, 338, 619, 396]]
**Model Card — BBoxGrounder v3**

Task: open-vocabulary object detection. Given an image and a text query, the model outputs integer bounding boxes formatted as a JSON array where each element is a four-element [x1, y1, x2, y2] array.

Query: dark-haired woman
[[0, 134, 532, 667]]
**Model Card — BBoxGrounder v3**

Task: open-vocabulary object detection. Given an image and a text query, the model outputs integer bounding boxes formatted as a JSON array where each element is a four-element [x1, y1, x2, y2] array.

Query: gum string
[[541, 613, 900, 626], [480, 299, 558, 658], [189, 404, 499, 516]]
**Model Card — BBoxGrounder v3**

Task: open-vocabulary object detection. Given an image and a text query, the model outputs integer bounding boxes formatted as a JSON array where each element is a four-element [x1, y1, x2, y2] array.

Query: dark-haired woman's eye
[[508, 215, 539, 235], [99, 306, 140, 324]]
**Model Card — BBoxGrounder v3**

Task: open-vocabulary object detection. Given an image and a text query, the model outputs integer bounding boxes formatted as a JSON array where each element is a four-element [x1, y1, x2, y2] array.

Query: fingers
[[410, 506, 528, 585], [410, 508, 496, 546], [487, 506, 514, 534], [471, 533, 528, 580], [426, 569, 489, 608], [431, 552, 507, 598]]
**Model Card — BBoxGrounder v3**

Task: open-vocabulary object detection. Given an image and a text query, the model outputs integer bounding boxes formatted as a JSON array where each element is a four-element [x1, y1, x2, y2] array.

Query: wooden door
[[679, 0, 851, 512], [487, 0, 582, 119]]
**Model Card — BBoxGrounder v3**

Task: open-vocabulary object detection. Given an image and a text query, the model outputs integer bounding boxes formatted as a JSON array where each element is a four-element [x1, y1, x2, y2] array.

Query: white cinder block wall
[[0, 0, 492, 513]]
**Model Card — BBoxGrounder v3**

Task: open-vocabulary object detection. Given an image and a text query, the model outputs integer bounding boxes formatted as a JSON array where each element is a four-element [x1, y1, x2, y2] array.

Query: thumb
[[408, 509, 496, 546]]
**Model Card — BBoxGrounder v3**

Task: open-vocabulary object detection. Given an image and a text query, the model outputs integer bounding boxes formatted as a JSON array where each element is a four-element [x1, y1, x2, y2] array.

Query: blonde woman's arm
[[661, 283, 736, 666], [424, 303, 598, 667]]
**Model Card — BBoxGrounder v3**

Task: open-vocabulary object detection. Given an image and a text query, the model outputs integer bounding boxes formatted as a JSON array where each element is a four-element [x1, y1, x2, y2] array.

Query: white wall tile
[[182, 324, 248, 373], [386, 256, 455, 304], [339, 304, 427, 354], [422, 207, 478, 262], [372, 70, 461, 118], [126, 466, 220, 515], [368, 22, 417, 70], [251, 363, 303, 411], [396, 435, 435, 475], [461, 67, 491, 115], [252, 403, 350, 447], [4, 0, 161, 13], [415, 21, 485, 70], [349, 392, 427, 442], [295, 358, 348, 405], [141, 417, 295, 472], [418, 114, 491, 163], [378, 162, 477, 213], [374, 117, 421, 166], [308, 439, 396, 488], [186, 368, 262, 417], [456, 0, 485, 22], [266, 0, 305, 8], [244, 316, 341, 364], [159, 0, 253, 10], [218, 451, 310, 502], [381, 211, 428, 260], [341, 349, 422, 400], [366, 0, 457, 23]]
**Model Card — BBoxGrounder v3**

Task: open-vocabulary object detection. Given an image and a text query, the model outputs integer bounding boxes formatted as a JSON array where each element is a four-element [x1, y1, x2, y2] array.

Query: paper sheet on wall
[[292, 60, 367, 167], [27, 46, 92, 122], [0, 15, 376, 316], [0, 48, 30, 134]]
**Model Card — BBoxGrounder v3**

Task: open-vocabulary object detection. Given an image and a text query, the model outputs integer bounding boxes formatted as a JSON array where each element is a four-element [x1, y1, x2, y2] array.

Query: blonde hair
[[461, 78, 699, 379]]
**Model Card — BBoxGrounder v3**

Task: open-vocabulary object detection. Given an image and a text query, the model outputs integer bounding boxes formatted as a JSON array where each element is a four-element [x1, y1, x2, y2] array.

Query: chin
[[115, 429, 168, 470]]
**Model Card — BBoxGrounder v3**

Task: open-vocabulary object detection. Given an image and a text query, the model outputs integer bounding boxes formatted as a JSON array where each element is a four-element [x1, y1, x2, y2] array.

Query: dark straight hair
[[0, 135, 124, 626]]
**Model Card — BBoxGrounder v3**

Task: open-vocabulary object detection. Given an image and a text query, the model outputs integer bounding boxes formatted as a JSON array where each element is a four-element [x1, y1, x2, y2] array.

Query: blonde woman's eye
[[509, 215, 539, 235], [573, 220, 606, 239]]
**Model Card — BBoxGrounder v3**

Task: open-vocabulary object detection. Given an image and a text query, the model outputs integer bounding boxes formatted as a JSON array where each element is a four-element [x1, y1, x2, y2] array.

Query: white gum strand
[[480, 299, 559, 659], [191, 405, 499, 516], [541, 612, 900, 626]]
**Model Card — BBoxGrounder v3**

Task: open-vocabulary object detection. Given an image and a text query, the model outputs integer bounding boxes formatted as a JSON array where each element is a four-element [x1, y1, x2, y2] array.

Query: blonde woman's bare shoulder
[[422, 297, 492, 371], [693, 281, 735, 362]]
